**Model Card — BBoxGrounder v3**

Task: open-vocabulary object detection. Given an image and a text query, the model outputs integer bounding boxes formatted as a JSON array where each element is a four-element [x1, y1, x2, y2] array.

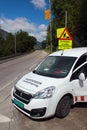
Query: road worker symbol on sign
[[63, 32, 69, 38], [59, 28, 72, 40]]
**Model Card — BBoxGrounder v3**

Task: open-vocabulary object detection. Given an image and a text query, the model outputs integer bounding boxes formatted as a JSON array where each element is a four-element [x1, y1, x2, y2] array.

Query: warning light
[[44, 9, 50, 20]]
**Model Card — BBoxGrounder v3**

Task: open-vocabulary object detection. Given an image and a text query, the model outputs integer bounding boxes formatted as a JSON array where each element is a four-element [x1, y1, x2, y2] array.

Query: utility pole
[[14, 33, 16, 55], [49, 0, 52, 52], [0, 24, 1, 29]]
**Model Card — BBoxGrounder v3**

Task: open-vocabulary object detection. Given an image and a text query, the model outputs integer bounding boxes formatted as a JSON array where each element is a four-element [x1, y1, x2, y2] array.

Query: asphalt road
[[0, 50, 87, 130]]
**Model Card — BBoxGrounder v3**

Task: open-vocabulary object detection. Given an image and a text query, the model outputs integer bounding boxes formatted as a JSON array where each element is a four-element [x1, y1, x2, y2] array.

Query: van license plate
[[14, 99, 24, 109]]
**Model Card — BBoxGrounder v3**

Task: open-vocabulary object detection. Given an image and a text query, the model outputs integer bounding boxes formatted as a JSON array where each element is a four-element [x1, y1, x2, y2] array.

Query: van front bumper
[[12, 99, 46, 117], [11, 87, 56, 119], [11, 96, 55, 119]]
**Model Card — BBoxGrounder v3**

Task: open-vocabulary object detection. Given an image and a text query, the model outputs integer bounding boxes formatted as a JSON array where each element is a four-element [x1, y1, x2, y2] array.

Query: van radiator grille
[[13, 88, 33, 104]]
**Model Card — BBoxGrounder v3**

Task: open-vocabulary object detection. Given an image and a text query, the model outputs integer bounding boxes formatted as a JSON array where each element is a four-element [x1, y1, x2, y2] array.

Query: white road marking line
[[0, 77, 17, 92], [0, 63, 37, 92], [0, 114, 13, 123]]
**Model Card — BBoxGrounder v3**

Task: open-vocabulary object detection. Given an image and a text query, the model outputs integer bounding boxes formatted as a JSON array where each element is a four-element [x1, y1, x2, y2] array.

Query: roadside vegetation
[[0, 30, 36, 58]]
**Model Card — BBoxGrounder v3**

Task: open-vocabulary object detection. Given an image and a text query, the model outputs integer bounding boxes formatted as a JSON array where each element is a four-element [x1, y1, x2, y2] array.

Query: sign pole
[[65, 11, 67, 27]]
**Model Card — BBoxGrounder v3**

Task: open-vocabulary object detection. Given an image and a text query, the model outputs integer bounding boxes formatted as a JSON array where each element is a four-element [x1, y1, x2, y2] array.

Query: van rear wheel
[[56, 96, 72, 118]]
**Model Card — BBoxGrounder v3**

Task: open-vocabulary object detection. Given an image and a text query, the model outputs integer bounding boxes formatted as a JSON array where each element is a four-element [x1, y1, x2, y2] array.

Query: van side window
[[73, 54, 87, 71], [71, 63, 87, 80], [82, 64, 87, 78], [71, 67, 81, 80]]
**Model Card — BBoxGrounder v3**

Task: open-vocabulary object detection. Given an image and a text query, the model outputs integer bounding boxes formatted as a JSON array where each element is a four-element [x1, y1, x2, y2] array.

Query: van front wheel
[[56, 96, 72, 118]]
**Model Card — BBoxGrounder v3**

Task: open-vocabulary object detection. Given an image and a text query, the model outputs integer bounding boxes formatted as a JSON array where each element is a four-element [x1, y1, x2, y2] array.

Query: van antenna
[[61, 50, 64, 56]]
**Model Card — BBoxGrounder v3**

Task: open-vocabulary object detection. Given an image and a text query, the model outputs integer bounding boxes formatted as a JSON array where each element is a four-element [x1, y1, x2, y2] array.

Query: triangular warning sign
[[57, 28, 65, 38], [59, 27, 72, 40]]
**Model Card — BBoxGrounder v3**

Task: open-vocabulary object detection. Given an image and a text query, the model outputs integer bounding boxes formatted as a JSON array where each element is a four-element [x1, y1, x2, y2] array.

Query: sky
[[0, 0, 50, 42]]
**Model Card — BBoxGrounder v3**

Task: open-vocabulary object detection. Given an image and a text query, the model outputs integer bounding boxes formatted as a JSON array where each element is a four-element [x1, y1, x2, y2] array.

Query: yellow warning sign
[[60, 28, 72, 40], [57, 27, 72, 50], [58, 40, 72, 50], [57, 27, 72, 40], [57, 28, 65, 38]]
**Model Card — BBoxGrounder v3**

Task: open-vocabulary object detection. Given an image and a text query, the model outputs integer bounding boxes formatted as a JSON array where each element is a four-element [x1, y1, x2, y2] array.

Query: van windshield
[[33, 56, 77, 78]]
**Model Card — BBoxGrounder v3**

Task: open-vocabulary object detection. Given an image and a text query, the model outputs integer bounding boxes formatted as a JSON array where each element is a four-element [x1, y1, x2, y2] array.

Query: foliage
[[51, 0, 81, 29], [16, 30, 30, 53], [28, 36, 37, 50], [4, 33, 14, 55], [0, 30, 37, 58], [46, 0, 87, 51], [74, 0, 87, 46], [41, 40, 48, 49], [45, 45, 52, 53]]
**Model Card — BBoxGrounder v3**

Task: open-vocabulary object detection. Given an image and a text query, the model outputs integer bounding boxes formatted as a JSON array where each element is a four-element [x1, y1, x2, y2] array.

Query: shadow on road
[[74, 102, 87, 108]]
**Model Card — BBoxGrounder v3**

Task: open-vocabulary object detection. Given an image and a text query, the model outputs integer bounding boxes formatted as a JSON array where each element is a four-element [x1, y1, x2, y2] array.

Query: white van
[[11, 47, 87, 119]]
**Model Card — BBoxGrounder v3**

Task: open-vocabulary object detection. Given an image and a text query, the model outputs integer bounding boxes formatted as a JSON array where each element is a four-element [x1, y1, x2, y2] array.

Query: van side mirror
[[79, 73, 85, 81]]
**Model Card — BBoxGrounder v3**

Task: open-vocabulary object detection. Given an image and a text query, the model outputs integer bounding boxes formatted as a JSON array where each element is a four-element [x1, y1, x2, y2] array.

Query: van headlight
[[33, 86, 55, 99]]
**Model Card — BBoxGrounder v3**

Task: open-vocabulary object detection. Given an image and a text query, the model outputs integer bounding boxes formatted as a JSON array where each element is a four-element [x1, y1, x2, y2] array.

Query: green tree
[[41, 40, 47, 49], [51, 0, 81, 29], [28, 36, 37, 50], [4, 33, 14, 55], [0, 29, 37, 57], [75, 0, 87, 46], [46, 0, 82, 51], [16, 30, 36, 53], [0, 33, 5, 57]]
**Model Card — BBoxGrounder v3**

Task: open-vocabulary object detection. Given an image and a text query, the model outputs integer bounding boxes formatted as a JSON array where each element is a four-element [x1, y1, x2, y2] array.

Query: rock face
[[0, 28, 9, 39]]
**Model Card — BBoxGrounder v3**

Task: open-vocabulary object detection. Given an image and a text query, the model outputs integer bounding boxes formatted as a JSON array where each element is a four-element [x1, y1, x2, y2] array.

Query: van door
[[70, 63, 87, 102]]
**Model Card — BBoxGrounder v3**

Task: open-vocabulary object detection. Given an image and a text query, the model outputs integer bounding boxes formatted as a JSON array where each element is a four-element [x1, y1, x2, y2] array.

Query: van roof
[[50, 47, 87, 58]]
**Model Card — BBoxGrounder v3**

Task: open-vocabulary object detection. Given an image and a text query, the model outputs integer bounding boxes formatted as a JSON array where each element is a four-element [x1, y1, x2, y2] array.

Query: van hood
[[16, 72, 67, 94]]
